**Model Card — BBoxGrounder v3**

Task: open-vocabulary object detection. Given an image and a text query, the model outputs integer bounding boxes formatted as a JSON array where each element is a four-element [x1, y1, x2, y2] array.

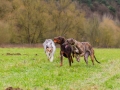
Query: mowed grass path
[[0, 48, 120, 90]]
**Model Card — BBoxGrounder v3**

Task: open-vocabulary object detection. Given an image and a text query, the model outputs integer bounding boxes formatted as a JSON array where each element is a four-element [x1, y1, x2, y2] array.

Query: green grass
[[0, 48, 120, 90]]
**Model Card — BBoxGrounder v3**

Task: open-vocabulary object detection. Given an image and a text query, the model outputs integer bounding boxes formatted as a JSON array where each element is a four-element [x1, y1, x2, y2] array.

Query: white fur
[[43, 39, 56, 62]]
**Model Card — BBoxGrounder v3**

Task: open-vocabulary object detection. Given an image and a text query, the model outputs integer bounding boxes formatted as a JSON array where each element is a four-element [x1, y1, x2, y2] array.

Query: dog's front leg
[[68, 57, 72, 66], [49, 55, 53, 62], [75, 54, 80, 62], [49, 52, 54, 62], [76, 46, 85, 57], [46, 52, 50, 61], [60, 51, 63, 66], [71, 55, 74, 63], [80, 53, 85, 57]]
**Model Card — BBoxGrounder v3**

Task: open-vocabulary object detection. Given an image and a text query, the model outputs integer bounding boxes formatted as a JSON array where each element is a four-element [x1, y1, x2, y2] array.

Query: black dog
[[53, 36, 73, 66]]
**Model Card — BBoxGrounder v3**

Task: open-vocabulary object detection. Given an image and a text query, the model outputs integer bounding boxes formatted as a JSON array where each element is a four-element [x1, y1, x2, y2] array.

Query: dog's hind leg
[[90, 54, 94, 65], [84, 52, 89, 65]]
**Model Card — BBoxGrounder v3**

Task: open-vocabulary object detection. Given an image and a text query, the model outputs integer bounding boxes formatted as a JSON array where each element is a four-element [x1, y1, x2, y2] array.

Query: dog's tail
[[94, 55, 100, 64]]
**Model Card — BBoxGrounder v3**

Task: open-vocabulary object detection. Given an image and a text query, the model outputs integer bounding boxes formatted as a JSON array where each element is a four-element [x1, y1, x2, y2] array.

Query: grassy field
[[0, 48, 120, 90]]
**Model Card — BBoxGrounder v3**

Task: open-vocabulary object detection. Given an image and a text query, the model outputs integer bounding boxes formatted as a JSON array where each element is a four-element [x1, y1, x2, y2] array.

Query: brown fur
[[53, 36, 73, 66], [67, 38, 100, 65]]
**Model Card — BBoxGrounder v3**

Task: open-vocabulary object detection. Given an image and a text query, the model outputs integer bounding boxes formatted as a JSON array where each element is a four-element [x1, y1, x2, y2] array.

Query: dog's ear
[[61, 37, 65, 43], [71, 38, 74, 41]]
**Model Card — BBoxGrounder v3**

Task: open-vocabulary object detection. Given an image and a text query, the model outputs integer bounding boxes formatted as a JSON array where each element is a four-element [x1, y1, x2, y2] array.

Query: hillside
[[0, 0, 120, 47], [76, 0, 120, 19]]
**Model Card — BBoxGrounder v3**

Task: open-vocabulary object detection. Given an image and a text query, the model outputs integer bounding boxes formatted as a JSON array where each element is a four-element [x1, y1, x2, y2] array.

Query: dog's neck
[[71, 40, 77, 46], [60, 40, 65, 45]]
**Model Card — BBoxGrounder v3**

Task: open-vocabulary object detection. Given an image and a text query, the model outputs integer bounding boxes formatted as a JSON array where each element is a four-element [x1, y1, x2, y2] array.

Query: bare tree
[[15, 0, 46, 43]]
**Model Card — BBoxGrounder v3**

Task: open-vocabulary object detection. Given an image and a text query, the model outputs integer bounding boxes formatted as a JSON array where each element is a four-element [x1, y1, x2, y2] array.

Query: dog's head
[[53, 36, 65, 44], [46, 47, 52, 53], [67, 38, 76, 45]]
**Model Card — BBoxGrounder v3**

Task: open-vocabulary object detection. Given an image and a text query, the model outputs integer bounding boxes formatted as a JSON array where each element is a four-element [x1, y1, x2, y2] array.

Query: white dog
[[43, 39, 56, 62]]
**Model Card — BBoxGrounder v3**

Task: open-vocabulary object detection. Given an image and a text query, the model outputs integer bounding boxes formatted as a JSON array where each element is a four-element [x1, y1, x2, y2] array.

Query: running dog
[[43, 39, 56, 62], [53, 36, 73, 66], [67, 38, 100, 65]]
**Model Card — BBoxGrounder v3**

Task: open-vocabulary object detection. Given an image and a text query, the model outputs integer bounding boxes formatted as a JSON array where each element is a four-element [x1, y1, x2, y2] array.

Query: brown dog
[[67, 38, 100, 65], [53, 36, 73, 66]]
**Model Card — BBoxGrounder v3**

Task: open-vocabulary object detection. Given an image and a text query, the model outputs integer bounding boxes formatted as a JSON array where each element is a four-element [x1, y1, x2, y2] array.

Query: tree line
[[0, 0, 120, 48]]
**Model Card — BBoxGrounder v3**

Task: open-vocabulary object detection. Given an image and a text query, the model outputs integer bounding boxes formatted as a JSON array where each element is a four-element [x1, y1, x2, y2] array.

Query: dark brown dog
[[53, 36, 73, 66], [67, 38, 100, 65]]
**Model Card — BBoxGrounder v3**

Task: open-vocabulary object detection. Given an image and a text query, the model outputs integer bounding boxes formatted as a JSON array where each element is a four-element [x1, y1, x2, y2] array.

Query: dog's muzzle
[[53, 39, 57, 43], [46, 48, 52, 52]]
